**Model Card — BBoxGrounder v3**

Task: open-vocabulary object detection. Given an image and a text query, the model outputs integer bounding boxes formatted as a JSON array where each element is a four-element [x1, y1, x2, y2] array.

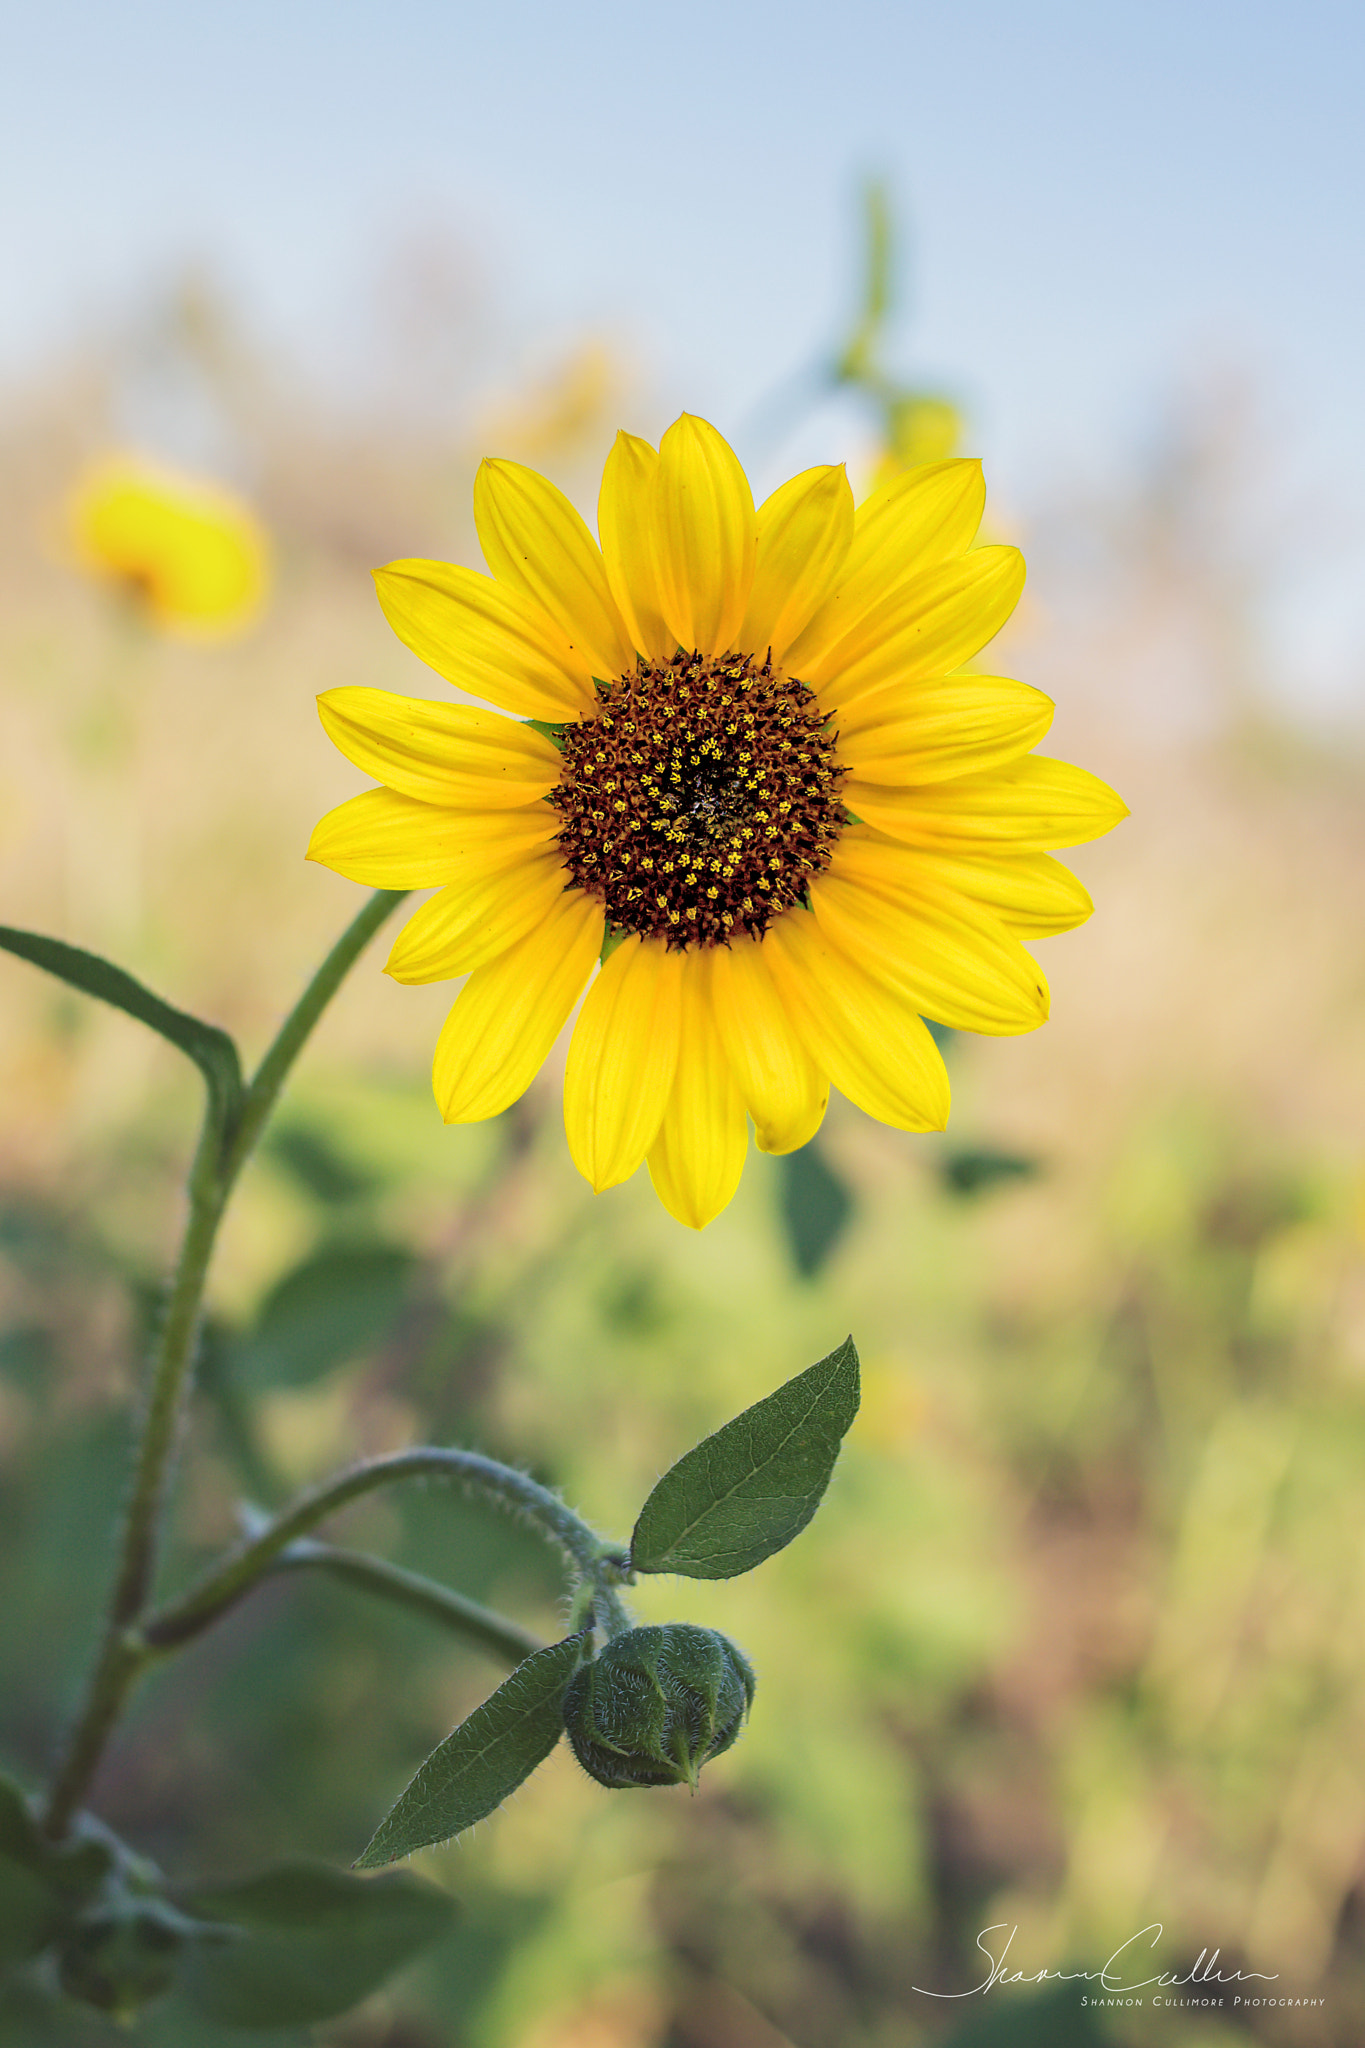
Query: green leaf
[[355, 1635, 587, 1868], [938, 1146, 1041, 1199], [776, 1140, 853, 1279], [0, 1774, 61, 1966], [176, 1861, 453, 2028], [939, 1981, 1117, 2047], [0, 1772, 44, 1867], [266, 1123, 379, 1206], [630, 1337, 860, 1580], [0, 926, 242, 1140], [234, 1243, 416, 1390]]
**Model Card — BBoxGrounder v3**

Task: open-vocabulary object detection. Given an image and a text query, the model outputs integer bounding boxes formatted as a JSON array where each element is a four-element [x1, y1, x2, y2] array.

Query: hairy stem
[[41, 889, 407, 1838], [143, 1447, 613, 1650], [257, 1539, 547, 1666]]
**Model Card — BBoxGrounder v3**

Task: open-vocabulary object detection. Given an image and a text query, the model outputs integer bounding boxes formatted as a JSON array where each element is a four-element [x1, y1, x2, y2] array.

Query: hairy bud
[[562, 1624, 755, 1789], [56, 1893, 204, 2020]]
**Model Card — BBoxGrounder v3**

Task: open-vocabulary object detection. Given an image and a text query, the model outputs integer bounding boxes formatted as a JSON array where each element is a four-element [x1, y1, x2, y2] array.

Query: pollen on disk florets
[[550, 650, 846, 949]]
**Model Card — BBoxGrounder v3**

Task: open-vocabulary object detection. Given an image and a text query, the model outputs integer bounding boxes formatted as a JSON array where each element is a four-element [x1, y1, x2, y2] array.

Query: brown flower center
[[550, 650, 845, 949]]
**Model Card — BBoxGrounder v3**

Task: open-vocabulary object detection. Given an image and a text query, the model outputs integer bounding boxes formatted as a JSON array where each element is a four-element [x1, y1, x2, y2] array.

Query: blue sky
[[4, 0, 1363, 695]]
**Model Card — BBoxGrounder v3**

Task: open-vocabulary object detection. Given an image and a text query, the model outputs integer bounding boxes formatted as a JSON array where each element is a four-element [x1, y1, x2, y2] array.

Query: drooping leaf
[[776, 1140, 853, 1279], [631, 1338, 860, 1580], [177, 1861, 453, 2028], [233, 1243, 416, 1390], [0, 926, 242, 1139], [355, 1635, 587, 1868]]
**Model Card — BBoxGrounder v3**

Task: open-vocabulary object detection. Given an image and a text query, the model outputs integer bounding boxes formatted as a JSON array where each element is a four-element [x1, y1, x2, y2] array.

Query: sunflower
[[68, 454, 270, 638], [308, 415, 1126, 1228]]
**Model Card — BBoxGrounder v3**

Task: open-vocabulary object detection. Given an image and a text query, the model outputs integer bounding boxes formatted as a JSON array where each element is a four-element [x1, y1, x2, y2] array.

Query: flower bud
[[56, 1894, 199, 2020], [562, 1624, 755, 1790]]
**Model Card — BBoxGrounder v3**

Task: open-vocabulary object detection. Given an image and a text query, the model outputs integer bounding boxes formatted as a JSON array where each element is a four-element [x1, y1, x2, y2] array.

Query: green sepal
[[0, 926, 243, 1146], [563, 1625, 754, 1789], [523, 718, 567, 749], [176, 1861, 453, 2029], [355, 1633, 589, 1867], [630, 1337, 860, 1579]]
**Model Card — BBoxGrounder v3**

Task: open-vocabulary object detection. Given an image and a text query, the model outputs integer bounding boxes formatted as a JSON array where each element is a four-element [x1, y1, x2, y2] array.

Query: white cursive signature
[[912, 1923, 1280, 1997]]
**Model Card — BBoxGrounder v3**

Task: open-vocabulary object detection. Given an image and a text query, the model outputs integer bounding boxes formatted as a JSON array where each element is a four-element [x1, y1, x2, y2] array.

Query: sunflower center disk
[[550, 651, 846, 949]]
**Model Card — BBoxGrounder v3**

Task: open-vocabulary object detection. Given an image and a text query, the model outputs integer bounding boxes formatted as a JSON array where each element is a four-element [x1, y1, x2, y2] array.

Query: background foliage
[[0, 248, 1363, 2047]]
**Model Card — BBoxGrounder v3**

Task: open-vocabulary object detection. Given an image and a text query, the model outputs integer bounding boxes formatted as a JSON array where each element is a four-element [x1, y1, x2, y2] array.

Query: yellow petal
[[373, 559, 595, 720], [386, 848, 570, 983], [647, 953, 749, 1229], [784, 458, 986, 676], [597, 431, 673, 660], [737, 465, 854, 663], [563, 936, 684, 1190], [836, 675, 1054, 785], [307, 788, 558, 888], [901, 844, 1094, 937], [762, 908, 951, 1132], [473, 458, 635, 682], [317, 688, 562, 808], [812, 844, 1049, 1036], [432, 888, 604, 1123], [809, 546, 1026, 703], [651, 414, 756, 656], [843, 756, 1130, 852], [708, 935, 827, 1154]]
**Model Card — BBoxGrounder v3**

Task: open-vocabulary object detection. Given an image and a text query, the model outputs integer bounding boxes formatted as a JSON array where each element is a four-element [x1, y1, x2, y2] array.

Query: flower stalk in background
[[309, 415, 1127, 1228], [67, 453, 270, 637]]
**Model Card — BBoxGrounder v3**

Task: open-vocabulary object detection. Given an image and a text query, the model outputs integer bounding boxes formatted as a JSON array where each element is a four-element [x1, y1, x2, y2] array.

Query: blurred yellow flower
[[309, 414, 1126, 1228], [68, 454, 270, 637]]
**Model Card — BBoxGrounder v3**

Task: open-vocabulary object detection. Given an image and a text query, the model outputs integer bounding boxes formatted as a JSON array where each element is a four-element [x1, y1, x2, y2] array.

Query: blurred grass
[[1, 282, 1364, 2048]]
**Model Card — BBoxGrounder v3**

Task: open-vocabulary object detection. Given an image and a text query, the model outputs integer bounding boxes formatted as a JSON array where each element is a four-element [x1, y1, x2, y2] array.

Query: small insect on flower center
[[551, 651, 846, 949]]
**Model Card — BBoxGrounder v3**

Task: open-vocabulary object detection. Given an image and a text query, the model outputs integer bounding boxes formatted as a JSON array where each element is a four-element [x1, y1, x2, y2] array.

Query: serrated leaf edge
[[630, 1337, 860, 1577]]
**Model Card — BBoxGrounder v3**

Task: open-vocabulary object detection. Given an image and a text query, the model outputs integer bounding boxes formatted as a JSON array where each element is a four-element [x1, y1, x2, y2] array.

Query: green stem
[[39, 1635, 149, 1847], [41, 889, 407, 1839], [219, 890, 407, 1191], [569, 1578, 634, 1642], [143, 1447, 613, 1650], [43, 1109, 226, 1839], [255, 1539, 546, 1666], [115, 1141, 225, 1630]]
